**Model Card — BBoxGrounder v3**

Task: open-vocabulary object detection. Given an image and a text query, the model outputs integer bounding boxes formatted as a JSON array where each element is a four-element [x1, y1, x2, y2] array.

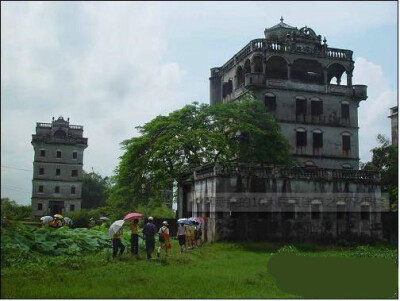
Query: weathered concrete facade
[[210, 18, 367, 169], [179, 163, 383, 242], [31, 116, 88, 218]]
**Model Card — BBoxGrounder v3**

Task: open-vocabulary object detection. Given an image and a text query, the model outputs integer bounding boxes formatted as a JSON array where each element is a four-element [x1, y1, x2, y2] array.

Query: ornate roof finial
[[323, 36, 327, 44], [280, 16, 284, 22]]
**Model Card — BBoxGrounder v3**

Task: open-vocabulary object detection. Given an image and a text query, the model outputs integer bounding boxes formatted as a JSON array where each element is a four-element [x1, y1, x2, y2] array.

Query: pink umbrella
[[123, 212, 143, 220]]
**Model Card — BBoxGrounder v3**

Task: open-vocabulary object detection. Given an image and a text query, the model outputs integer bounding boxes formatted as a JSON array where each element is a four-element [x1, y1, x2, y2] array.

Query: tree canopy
[[81, 170, 111, 209], [361, 134, 398, 209], [108, 95, 294, 210]]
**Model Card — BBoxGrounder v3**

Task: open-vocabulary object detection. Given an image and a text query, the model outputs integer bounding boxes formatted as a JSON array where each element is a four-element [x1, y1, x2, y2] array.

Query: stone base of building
[[31, 198, 81, 219]]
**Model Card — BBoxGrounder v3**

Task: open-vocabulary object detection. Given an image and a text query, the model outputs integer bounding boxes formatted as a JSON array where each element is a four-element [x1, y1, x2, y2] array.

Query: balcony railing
[[220, 39, 353, 74], [244, 73, 265, 88]]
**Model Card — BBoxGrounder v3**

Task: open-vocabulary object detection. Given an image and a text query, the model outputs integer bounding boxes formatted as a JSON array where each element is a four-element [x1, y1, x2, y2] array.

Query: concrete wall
[[179, 163, 383, 242]]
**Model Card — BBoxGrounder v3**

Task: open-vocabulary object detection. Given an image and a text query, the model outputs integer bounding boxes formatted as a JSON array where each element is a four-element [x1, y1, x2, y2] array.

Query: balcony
[[244, 73, 265, 88], [352, 85, 368, 100]]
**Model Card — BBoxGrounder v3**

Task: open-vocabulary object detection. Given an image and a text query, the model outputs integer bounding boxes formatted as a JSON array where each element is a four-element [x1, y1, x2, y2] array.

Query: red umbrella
[[123, 212, 143, 220]]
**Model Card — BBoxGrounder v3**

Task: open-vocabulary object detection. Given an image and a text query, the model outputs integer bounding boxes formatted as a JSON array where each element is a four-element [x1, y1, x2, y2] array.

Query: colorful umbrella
[[54, 214, 63, 219], [123, 212, 143, 221], [40, 216, 53, 222], [108, 220, 125, 237]]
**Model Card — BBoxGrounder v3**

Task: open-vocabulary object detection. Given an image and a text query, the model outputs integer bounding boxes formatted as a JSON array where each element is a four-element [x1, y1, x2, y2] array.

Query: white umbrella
[[40, 216, 53, 222], [64, 217, 73, 225], [108, 220, 125, 237], [99, 217, 110, 221]]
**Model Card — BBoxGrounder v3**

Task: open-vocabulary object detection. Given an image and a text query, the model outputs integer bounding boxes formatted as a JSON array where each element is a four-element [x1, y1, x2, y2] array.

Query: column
[[323, 68, 328, 85], [287, 64, 292, 80], [346, 71, 353, 86]]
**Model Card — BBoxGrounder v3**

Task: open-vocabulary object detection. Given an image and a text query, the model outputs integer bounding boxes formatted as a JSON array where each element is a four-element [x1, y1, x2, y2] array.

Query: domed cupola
[[264, 17, 297, 41]]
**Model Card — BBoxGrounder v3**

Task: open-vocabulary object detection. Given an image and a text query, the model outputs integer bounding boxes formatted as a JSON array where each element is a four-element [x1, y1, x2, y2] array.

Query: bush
[[1, 198, 31, 220]]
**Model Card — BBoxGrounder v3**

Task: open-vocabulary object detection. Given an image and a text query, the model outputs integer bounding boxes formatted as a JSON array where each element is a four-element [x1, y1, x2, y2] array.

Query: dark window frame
[[55, 186, 60, 193], [38, 185, 44, 193], [361, 205, 370, 221], [71, 170, 78, 177], [265, 95, 277, 111], [40, 150, 46, 157], [311, 204, 321, 220], [38, 203, 43, 210], [39, 168, 44, 175], [296, 130, 307, 147], [341, 103, 350, 119], [311, 100, 323, 116], [313, 132, 323, 149], [70, 204, 75, 212], [56, 150, 62, 158], [342, 135, 351, 151], [71, 186, 76, 194], [73, 152, 78, 159], [296, 98, 307, 116], [56, 169, 61, 176]]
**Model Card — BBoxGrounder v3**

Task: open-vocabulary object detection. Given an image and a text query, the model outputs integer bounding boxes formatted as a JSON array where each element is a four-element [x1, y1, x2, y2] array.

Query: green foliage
[[81, 169, 112, 209], [1, 224, 113, 267], [1, 198, 31, 220], [361, 134, 398, 208], [109, 96, 293, 210]]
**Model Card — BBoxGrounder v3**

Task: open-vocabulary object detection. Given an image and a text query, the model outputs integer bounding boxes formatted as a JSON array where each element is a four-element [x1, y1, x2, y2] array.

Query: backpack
[[158, 227, 166, 242]]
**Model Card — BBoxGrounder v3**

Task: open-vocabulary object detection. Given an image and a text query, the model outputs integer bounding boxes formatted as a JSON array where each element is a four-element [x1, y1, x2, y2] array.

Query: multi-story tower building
[[31, 116, 88, 218], [210, 18, 367, 169], [388, 106, 398, 146]]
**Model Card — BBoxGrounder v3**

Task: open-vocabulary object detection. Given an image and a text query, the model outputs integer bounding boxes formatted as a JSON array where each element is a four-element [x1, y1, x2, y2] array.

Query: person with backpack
[[142, 217, 157, 260], [157, 221, 170, 258]]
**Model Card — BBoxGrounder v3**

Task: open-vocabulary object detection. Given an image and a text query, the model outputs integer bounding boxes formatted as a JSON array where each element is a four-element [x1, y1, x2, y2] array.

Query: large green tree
[[81, 170, 111, 209], [1, 198, 31, 220], [361, 134, 398, 209], [108, 95, 294, 210]]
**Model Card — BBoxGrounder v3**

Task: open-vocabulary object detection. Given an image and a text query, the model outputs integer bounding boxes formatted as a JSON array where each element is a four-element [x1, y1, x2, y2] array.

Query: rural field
[[1, 224, 398, 299]]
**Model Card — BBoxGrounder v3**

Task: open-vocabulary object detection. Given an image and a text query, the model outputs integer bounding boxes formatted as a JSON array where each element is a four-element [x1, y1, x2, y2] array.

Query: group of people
[[111, 217, 203, 259], [40, 215, 73, 228]]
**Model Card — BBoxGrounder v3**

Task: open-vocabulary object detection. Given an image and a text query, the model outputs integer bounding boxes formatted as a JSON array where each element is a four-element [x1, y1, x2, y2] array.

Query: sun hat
[[148, 216, 153, 221], [163, 221, 168, 226]]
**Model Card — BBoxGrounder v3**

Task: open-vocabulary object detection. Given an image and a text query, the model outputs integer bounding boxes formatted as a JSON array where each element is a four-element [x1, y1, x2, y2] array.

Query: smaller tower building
[[31, 116, 88, 218]]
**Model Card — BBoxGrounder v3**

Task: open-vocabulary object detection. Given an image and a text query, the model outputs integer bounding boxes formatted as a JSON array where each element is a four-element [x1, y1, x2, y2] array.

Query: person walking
[[176, 222, 186, 253], [130, 219, 139, 258], [142, 217, 157, 260], [157, 221, 170, 258], [112, 228, 125, 257]]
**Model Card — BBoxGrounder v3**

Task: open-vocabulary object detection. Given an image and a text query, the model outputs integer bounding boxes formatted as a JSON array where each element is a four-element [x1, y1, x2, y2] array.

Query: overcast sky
[[1, 1, 398, 205]]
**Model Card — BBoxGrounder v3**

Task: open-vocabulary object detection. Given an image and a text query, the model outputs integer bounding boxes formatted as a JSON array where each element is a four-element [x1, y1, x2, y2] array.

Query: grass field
[[1, 240, 397, 299]]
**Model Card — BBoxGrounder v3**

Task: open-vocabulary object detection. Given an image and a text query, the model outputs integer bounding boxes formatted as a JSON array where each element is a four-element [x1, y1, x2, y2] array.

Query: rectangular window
[[40, 150, 46, 157], [57, 151, 62, 158], [56, 169, 61, 176], [361, 205, 370, 220], [341, 103, 350, 119], [38, 203, 43, 210], [55, 186, 60, 193], [71, 170, 78, 177], [311, 204, 321, 220], [70, 204, 75, 212], [311, 101, 323, 116], [39, 168, 44, 175], [38, 185, 44, 193], [296, 131, 307, 147], [342, 135, 351, 151], [337, 205, 346, 220], [265, 95, 276, 111], [313, 132, 323, 149], [71, 186, 76, 194], [296, 98, 307, 115], [73, 151, 77, 159]]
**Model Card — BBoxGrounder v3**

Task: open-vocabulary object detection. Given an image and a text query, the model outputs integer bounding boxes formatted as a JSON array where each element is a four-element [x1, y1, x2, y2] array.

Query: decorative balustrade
[[69, 125, 84, 130], [194, 162, 380, 184], [32, 135, 88, 145], [244, 73, 265, 87], [219, 39, 353, 74], [36, 123, 52, 128]]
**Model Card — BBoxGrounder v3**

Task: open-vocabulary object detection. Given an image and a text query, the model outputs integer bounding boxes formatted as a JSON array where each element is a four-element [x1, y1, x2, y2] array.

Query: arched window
[[71, 186, 76, 194], [265, 56, 287, 79], [236, 66, 244, 87], [244, 59, 251, 74], [341, 132, 351, 153], [311, 98, 323, 117], [296, 96, 307, 116], [253, 56, 263, 73], [296, 128, 307, 147], [312, 129, 323, 150], [292, 59, 324, 84], [54, 130, 66, 137]]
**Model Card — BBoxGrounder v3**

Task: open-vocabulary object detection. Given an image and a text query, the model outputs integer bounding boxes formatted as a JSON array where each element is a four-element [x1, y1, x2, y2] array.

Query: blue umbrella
[[64, 217, 73, 226]]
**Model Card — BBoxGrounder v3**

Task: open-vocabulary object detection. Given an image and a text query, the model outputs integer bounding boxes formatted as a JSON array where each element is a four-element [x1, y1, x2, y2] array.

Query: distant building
[[31, 116, 88, 218], [210, 17, 367, 170], [388, 106, 398, 146]]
